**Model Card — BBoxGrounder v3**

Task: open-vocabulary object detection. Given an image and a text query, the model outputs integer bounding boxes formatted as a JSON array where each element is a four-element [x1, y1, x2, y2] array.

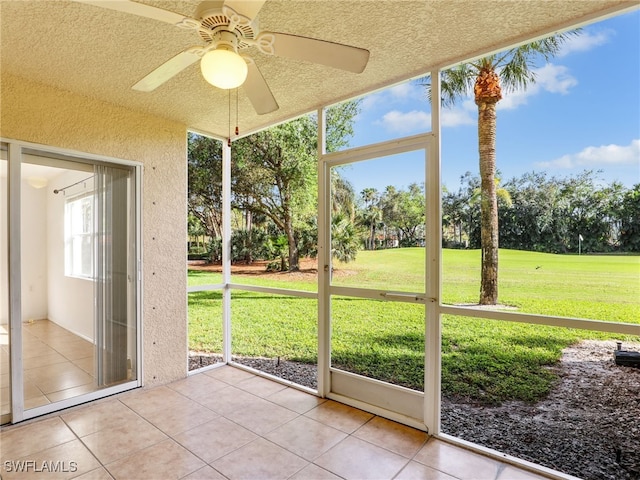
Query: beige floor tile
[[224, 396, 298, 435], [35, 369, 95, 395], [24, 394, 50, 410], [203, 365, 256, 384], [2, 439, 100, 480], [314, 436, 409, 480], [23, 319, 65, 334], [71, 467, 115, 479], [0, 416, 76, 461], [180, 465, 227, 480], [353, 416, 428, 457], [167, 373, 229, 399], [265, 415, 347, 461], [1, 352, 9, 374], [24, 362, 83, 383], [497, 465, 551, 480], [413, 439, 502, 480], [173, 416, 257, 464], [235, 375, 288, 398], [105, 439, 205, 480], [304, 400, 374, 433], [267, 387, 326, 414], [46, 383, 100, 403], [23, 352, 69, 370], [211, 437, 308, 480], [62, 399, 140, 437], [60, 345, 95, 362], [73, 356, 94, 376], [23, 379, 45, 397], [139, 398, 218, 436], [395, 461, 459, 480], [38, 333, 81, 347], [194, 385, 262, 416], [81, 415, 167, 464], [119, 385, 189, 416], [22, 344, 58, 359], [289, 463, 343, 480]]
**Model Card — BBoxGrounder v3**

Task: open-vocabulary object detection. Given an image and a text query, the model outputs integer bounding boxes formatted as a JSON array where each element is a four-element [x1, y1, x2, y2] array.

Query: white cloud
[[558, 29, 613, 57], [441, 99, 476, 127], [377, 110, 431, 134], [498, 63, 577, 110], [388, 82, 424, 100], [536, 139, 640, 169], [360, 81, 426, 114], [535, 63, 578, 94], [376, 100, 476, 133], [360, 91, 383, 112]]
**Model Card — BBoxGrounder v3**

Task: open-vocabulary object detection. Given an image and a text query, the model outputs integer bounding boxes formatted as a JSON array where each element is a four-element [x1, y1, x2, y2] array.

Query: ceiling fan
[[74, 0, 370, 115]]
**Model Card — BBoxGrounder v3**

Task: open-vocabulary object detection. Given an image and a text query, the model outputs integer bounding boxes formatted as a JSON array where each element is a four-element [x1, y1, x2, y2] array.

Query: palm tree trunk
[[477, 100, 499, 304]]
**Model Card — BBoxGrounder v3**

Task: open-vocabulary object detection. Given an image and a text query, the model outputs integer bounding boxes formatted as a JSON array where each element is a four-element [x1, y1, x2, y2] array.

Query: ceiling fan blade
[[72, 0, 189, 25], [132, 48, 202, 92], [243, 59, 279, 115], [223, 0, 266, 22], [265, 33, 369, 74]]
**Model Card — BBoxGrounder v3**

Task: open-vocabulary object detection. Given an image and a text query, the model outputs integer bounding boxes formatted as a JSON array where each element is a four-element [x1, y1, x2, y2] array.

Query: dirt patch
[[190, 340, 640, 479], [443, 340, 640, 479], [189, 257, 358, 280]]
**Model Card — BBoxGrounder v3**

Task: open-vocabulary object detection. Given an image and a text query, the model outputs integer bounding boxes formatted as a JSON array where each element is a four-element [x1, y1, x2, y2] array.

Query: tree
[[360, 187, 381, 250], [188, 132, 223, 242], [232, 117, 317, 271], [434, 33, 576, 304], [381, 183, 425, 246], [232, 101, 361, 271], [618, 184, 640, 252]]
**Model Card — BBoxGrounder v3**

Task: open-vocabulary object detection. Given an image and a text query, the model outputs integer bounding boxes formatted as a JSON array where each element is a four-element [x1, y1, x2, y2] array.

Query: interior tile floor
[[1, 319, 100, 415], [0, 365, 551, 480]]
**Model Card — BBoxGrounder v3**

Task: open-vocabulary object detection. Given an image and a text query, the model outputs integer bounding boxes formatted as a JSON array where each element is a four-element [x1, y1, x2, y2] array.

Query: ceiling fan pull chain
[[235, 88, 239, 137], [227, 89, 232, 147]]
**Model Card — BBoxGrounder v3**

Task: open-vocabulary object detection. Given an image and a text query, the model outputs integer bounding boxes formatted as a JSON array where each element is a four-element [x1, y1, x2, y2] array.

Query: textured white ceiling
[[1, 0, 637, 139]]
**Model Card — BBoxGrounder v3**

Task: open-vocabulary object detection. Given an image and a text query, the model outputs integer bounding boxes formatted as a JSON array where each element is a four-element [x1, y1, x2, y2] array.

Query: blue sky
[[337, 9, 640, 195]]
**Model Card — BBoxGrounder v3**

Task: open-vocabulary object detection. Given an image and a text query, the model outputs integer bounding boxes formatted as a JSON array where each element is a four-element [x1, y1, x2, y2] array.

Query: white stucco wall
[[1, 73, 188, 386]]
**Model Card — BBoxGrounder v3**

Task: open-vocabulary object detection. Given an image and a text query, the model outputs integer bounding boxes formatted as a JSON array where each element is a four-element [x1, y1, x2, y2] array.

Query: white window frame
[[64, 192, 94, 279]]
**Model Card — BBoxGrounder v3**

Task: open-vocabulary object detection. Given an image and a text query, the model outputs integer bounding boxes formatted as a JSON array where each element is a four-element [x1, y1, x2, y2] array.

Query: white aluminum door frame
[[4, 139, 143, 423], [318, 127, 437, 431]]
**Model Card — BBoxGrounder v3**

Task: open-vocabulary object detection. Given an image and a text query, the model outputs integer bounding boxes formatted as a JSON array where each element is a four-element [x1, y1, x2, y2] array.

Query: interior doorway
[[1, 142, 141, 423]]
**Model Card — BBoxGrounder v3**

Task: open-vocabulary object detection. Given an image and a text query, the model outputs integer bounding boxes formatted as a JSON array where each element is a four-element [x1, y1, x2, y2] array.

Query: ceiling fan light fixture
[[200, 47, 248, 90]]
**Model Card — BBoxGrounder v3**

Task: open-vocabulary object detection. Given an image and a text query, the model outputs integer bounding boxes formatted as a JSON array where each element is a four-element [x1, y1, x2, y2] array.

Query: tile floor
[[1, 319, 100, 415], [0, 365, 551, 480]]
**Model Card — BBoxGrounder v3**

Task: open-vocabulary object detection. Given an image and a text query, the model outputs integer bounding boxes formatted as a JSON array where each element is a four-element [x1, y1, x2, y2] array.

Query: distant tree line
[[189, 106, 638, 273], [443, 170, 639, 253]]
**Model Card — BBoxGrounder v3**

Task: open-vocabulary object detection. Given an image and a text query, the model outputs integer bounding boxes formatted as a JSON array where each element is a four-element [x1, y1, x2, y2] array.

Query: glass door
[[1, 143, 10, 424], [324, 136, 430, 423], [5, 143, 140, 423]]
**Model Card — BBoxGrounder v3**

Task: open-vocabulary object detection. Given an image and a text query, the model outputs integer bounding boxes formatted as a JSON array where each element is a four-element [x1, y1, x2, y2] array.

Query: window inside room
[[65, 193, 93, 279]]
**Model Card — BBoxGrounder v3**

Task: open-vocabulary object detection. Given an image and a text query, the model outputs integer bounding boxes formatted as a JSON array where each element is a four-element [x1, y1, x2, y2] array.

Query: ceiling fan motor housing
[[195, 1, 256, 50]]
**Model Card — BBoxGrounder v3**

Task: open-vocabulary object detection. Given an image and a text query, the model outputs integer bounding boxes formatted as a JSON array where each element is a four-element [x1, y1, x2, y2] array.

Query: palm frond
[[499, 30, 580, 92], [440, 64, 477, 107]]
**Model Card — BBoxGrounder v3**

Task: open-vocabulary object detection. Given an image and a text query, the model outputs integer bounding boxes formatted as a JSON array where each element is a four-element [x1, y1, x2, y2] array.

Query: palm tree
[[360, 187, 381, 250], [436, 34, 576, 304]]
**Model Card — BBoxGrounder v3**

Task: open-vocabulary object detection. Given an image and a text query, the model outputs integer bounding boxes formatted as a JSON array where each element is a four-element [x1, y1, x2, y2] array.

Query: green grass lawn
[[188, 248, 640, 404]]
